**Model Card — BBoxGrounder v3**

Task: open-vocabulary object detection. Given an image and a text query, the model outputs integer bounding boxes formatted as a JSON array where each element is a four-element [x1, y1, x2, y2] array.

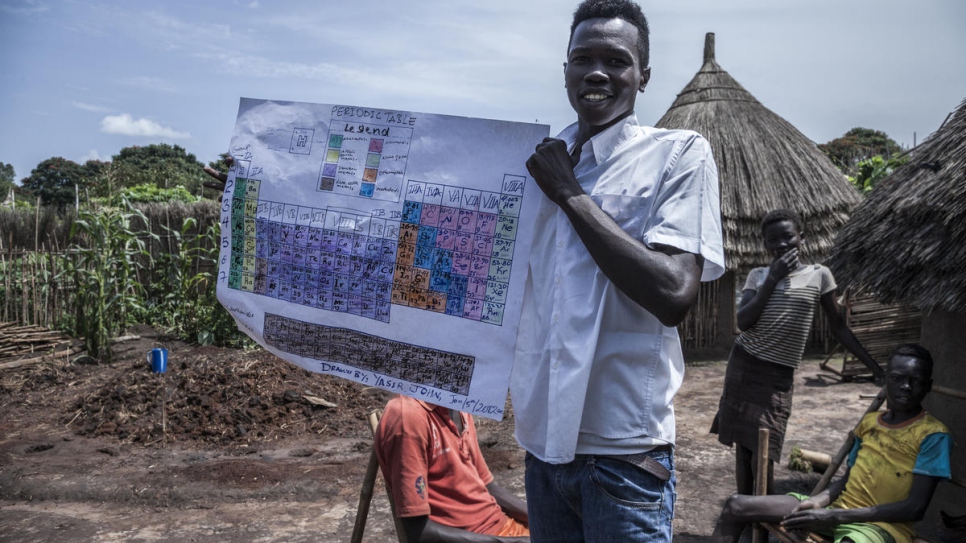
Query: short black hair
[[570, 0, 650, 69], [892, 343, 934, 378], [760, 209, 804, 235]]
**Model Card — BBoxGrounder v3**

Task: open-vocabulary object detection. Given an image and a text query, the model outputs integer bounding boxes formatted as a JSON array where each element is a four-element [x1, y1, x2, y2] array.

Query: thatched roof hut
[[828, 96, 966, 314], [827, 97, 966, 528], [656, 33, 861, 271]]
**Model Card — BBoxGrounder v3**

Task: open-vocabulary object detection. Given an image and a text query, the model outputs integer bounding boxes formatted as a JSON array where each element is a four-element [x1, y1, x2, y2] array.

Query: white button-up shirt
[[510, 115, 725, 463]]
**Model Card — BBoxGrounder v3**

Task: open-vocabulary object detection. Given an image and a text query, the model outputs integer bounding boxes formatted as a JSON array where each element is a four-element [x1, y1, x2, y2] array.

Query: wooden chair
[[753, 387, 889, 543], [351, 409, 409, 543], [820, 289, 920, 381]]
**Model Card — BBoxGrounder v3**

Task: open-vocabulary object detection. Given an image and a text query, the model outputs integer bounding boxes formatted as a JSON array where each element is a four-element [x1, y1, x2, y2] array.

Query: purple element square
[[369, 139, 384, 153], [322, 162, 338, 177]]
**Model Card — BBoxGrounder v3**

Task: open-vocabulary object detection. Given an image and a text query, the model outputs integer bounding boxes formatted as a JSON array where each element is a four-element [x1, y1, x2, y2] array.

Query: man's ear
[[639, 66, 651, 92]]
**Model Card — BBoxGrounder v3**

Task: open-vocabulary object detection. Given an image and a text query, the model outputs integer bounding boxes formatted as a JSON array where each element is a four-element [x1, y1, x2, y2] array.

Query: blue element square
[[432, 248, 453, 272], [445, 296, 465, 317], [402, 201, 422, 224], [414, 244, 434, 268], [417, 225, 437, 247], [359, 183, 375, 198], [430, 270, 452, 292]]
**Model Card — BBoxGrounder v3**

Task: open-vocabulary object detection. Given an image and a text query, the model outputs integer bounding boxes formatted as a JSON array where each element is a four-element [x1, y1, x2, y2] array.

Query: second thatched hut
[[658, 33, 862, 355]]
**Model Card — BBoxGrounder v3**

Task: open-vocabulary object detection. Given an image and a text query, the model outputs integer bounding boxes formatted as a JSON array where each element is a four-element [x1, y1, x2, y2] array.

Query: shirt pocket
[[590, 194, 651, 241]]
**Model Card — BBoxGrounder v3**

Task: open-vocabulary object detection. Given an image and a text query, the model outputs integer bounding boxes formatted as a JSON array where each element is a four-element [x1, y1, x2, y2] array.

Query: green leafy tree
[[818, 127, 902, 176], [20, 157, 91, 207], [0, 162, 14, 202], [106, 144, 209, 197], [848, 154, 908, 194]]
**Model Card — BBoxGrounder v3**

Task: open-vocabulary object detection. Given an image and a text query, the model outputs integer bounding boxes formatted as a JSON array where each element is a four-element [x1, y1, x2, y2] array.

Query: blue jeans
[[525, 449, 676, 543]]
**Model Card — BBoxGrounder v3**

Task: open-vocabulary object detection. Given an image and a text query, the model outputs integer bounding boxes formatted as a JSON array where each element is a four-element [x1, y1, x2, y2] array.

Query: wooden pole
[[752, 427, 770, 543], [351, 441, 382, 543]]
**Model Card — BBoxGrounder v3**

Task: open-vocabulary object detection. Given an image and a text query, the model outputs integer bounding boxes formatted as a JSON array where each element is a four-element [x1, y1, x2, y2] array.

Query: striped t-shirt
[[735, 264, 835, 368]]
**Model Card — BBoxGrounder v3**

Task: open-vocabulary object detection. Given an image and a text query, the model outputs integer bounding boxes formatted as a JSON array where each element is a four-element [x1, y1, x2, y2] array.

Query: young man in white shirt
[[510, 0, 725, 541]]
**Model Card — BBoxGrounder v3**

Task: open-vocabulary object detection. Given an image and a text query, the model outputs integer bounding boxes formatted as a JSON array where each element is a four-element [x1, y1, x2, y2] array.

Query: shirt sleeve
[[643, 133, 724, 282], [377, 402, 433, 517], [913, 432, 952, 479], [820, 266, 838, 296], [742, 268, 764, 292], [847, 436, 861, 468]]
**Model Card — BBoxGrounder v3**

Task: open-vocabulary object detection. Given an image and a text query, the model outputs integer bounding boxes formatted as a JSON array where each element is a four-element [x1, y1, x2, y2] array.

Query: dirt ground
[[0, 327, 888, 543]]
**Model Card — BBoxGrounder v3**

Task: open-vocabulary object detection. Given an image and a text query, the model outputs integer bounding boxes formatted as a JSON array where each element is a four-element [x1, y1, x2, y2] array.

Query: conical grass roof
[[656, 33, 861, 271], [828, 97, 966, 314]]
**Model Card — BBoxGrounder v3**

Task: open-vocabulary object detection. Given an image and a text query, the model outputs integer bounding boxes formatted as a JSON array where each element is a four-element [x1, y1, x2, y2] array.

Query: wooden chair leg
[[350, 447, 381, 543], [753, 427, 770, 543]]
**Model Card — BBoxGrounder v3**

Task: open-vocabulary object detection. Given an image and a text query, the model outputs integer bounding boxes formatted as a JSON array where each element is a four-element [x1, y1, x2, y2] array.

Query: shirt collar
[[558, 113, 642, 166], [415, 399, 465, 433]]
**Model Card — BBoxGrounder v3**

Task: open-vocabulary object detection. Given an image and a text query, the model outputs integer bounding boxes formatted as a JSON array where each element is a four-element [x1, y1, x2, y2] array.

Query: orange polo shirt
[[375, 395, 508, 535]]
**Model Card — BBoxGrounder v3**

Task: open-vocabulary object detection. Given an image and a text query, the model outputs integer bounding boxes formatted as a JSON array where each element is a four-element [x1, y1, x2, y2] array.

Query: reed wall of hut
[[920, 310, 966, 528]]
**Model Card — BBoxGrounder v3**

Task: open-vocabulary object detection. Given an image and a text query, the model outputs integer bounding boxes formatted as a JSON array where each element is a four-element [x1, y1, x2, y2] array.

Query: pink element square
[[472, 234, 493, 256], [465, 277, 488, 299], [452, 252, 473, 275], [437, 207, 458, 229], [436, 228, 456, 250], [462, 298, 484, 320], [456, 209, 477, 234], [470, 255, 491, 279], [420, 203, 440, 227], [475, 212, 497, 236]]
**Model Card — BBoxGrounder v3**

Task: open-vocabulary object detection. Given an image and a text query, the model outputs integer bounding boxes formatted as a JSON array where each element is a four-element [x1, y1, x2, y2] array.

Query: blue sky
[[2, 0, 964, 183]]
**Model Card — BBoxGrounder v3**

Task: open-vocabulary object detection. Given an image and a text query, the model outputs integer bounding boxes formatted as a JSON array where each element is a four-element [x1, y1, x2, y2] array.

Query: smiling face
[[565, 17, 650, 141], [885, 354, 932, 417], [762, 219, 804, 259]]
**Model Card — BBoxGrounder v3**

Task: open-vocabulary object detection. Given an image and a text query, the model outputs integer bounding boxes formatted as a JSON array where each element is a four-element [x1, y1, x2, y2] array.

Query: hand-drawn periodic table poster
[[217, 98, 550, 420]]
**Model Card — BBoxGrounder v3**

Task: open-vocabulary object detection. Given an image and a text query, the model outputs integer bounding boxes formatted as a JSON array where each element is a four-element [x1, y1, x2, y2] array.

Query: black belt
[[591, 445, 673, 482]]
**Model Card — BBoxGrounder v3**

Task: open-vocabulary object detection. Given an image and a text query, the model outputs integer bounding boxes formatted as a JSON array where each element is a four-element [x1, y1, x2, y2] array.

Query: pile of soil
[[2, 340, 390, 449]]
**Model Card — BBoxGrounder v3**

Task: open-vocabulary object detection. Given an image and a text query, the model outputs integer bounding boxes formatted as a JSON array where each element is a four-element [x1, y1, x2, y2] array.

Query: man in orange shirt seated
[[375, 394, 530, 542]]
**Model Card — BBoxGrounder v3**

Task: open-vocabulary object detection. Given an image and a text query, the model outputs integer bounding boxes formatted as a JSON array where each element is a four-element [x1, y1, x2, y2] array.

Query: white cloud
[[79, 149, 104, 163], [73, 102, 114, 113], [0, 0, 48, 16], [100, 114, 190, 139]]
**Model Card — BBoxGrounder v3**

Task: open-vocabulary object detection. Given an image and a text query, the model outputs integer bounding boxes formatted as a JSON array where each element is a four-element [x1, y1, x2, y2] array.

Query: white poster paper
[[216, 98, 550, 420]]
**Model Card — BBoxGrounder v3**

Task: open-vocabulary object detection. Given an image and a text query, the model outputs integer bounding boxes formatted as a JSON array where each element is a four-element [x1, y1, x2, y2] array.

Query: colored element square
[[366, 153, 381, 168], [363, 168, 377, 182], [417, 225, 437, 247], [329, 134, 344, 148], [369, 138, 384, 153], [481, 302, 504, 325], [420, 203, 440, 227], [402, 201, 422, 224], [319, 177, 335, 191], [359, 183, 375, 197]]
